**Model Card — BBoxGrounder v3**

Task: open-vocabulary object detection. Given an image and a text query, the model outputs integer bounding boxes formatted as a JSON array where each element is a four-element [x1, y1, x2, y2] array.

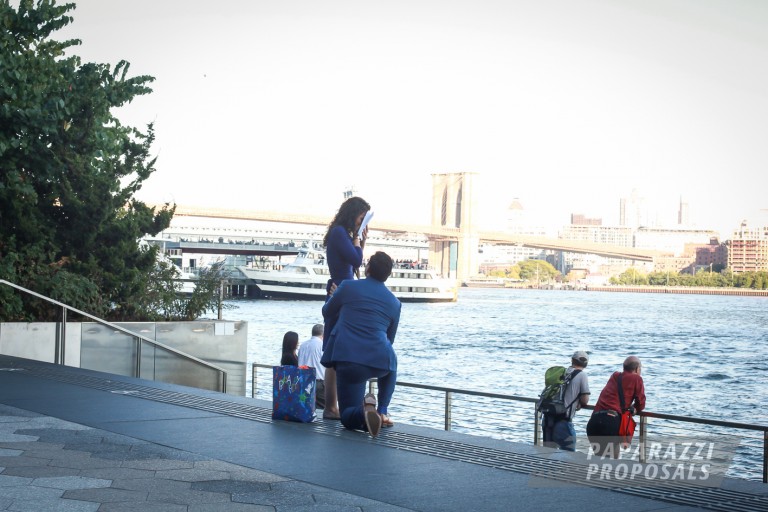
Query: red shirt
[[593, 371, 646, 414]]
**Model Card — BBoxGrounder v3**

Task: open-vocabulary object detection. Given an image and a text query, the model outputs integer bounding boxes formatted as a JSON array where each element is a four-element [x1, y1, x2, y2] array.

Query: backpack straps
[[563, 369, 583, 416]]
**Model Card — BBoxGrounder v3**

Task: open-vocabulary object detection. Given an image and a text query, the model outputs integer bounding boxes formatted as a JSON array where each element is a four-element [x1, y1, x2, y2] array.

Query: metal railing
[[252, 363, 767, 483], [0, 279, 227, 392]]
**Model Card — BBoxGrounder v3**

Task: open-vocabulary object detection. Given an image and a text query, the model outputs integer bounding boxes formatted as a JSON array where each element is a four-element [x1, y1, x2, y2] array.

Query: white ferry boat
[[237, 247, 458, 303]]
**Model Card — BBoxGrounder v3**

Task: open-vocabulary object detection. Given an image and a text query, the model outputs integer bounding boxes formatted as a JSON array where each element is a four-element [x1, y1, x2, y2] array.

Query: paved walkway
[[0, 355, 766, 512]]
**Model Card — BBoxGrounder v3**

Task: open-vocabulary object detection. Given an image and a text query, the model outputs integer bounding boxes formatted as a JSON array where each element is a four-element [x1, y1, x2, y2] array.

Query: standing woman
[[321, 196, 371, 420], [280, 331, 299, 366]]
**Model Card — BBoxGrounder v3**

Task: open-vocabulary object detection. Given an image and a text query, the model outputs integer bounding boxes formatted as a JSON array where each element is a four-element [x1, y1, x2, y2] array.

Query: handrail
[[1, 279, 227, 392], [251, 363, 767, 482]]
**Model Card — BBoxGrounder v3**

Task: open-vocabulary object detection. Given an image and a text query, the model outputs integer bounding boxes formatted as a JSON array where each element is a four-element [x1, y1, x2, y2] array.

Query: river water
[[228, 287, 768, 479]]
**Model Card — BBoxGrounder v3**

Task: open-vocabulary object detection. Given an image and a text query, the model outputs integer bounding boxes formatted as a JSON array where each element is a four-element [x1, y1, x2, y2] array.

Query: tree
[[0, 1, 180, 321], [610, 268, 648, 285], [517, 259, 559, 283]]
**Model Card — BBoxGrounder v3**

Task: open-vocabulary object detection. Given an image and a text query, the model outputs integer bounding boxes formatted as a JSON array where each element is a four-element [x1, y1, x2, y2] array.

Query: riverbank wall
[[584, 285, 768, 297]]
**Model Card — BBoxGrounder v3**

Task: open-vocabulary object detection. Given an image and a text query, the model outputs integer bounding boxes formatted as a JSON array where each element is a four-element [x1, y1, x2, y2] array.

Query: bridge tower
[[429, 172, 480, 282]]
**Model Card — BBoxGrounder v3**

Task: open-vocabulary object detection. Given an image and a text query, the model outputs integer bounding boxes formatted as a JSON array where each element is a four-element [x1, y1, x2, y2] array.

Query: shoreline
[[462, 282, 768, 296], [584, 285, 768, 296]]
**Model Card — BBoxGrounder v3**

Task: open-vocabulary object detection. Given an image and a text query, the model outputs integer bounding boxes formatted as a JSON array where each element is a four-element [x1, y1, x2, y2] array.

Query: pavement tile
[[188, 504, 275, 512], [1, 465, 81, 478], [262, 480, 416, 511], [146, 487, 233, 505], [0, 448, 21, 457], [15, 429, 103, 445], [0, 484, 64, 500], [67, 444, 134, 459], [110, 476, 192, 493], [99, 502, 188, 512], [0, 441, 65, 451], [153, 468, 232, 482], [49, 455, 122, 471], [310, 491, 413, 509], [0, 432, 38, 443], [121, 458, 195, 471], [0, 455, 50, 468], [2, 497, 100, 512], [193, 461, 291, 483], [192, 479, 272, 494], [62, 486, 148, 502], [0, 405, 39, 418], [0, 474, 33, 487], [77, 467, 155, 480], [232, 480, 329, 507], [231, 490, 320, 508], [45, 449, 99, 463], [125, 444, 208, 461], [11, 446, 68, 459], [32, 475, 112, 490]]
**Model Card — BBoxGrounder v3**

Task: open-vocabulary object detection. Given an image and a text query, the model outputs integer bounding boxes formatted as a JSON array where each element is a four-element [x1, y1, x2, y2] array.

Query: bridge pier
[[430, 172, 480, 282]]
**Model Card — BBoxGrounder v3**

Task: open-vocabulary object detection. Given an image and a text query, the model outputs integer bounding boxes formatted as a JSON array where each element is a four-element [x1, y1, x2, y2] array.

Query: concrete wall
[[0, 320, 247, 396]]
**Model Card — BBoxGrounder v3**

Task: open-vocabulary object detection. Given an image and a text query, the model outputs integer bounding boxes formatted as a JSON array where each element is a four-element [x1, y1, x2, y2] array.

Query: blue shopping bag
[[272, 365, 316, 423]]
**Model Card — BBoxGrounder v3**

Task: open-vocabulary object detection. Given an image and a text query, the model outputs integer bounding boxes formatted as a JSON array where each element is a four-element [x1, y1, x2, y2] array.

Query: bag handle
[[617, 372, 626, 412], [617, 373, 637, 414]]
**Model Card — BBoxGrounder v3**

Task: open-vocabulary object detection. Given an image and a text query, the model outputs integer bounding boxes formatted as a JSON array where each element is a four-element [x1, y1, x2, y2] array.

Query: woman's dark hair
[[323, 196, 371, 247], [281, 331, 299, 357]]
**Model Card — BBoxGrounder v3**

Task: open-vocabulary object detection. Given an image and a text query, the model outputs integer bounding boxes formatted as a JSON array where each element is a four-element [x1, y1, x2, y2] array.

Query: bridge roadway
[[162, 205, 659, 262]]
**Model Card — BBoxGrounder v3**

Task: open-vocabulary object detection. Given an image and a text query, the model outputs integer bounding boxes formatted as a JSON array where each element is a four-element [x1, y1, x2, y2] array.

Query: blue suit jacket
[[321, 277, 401, 372]]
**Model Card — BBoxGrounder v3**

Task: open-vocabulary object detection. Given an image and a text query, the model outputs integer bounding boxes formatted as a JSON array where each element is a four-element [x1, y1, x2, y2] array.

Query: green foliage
[[516, 259, 560, 282], [610, 268, 768, 290], [181, 261, 233, 321], [0, 1, 218, 321], [488, 267, 520, 279], [609, 267, 648, 285]]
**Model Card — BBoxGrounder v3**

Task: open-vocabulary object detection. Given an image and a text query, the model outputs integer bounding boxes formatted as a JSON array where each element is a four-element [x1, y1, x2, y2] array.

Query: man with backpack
[[539, 351, 591, 451]]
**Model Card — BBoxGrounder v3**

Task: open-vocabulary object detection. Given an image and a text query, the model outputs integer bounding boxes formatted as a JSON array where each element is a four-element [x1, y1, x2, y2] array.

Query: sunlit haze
[[59, 0, 768, 238]]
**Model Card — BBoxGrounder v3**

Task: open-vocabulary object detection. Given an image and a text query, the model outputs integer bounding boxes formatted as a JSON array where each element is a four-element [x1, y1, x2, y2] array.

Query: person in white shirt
[[298, 324, 326, 410]]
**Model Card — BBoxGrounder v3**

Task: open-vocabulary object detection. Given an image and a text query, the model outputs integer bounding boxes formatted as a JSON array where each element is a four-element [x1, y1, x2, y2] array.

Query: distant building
[[570, 213, 602, 226], [559, 225, 633, 247], [619, 189, 651, 229], [558, 224, 635, 275], [692, 238, 727, 271], [652, 237, 726, 274], [678, 196, 690, 226], [727, 222, 768, 272], [634, 227, 717, 257], [478, 198, 548, 270]]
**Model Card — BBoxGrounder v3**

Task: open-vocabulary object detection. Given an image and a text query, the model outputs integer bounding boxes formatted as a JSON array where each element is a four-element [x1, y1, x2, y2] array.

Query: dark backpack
[[536, 366, 582, 418]]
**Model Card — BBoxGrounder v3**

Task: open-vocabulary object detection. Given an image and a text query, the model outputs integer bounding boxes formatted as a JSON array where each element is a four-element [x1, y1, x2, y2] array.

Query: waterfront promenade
[[1, 355, 767, 511]]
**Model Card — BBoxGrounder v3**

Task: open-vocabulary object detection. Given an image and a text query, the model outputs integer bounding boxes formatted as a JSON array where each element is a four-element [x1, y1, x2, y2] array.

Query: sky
[[56, 0, 768, 238]]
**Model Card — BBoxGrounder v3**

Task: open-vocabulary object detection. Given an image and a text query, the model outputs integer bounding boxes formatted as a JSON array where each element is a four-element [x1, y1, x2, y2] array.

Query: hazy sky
[[58, 0, 768, 237]]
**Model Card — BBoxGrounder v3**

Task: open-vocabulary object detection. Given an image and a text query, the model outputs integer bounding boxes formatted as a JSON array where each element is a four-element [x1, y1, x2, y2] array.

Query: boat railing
[[251, 362, 767, 483], [0, 279, 228, 393]]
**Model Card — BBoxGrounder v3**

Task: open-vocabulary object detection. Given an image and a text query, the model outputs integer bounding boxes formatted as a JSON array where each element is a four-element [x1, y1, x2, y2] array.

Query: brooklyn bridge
[[166, 204, 657, 263], [151, 172, 660, 282]]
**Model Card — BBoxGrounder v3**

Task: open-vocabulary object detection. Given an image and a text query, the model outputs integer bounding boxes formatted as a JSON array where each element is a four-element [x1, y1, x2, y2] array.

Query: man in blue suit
[[321, 251, 401, 438]]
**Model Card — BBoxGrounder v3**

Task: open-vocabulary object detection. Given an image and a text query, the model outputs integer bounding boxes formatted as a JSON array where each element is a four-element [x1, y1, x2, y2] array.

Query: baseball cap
[[572, 350, 589, 366]]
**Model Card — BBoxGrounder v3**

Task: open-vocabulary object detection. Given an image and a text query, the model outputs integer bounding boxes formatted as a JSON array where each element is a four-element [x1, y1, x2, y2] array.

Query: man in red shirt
[[586, 355, 646, 458]]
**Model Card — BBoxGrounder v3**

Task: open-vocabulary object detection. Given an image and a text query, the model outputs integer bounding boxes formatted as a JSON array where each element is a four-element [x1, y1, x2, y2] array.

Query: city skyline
[[58, 1, 768, 239]]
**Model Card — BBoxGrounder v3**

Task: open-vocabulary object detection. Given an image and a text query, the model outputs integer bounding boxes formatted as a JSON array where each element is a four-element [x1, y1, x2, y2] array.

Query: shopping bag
[[272, 365, 316, 423], [618, 410, 636, 448]]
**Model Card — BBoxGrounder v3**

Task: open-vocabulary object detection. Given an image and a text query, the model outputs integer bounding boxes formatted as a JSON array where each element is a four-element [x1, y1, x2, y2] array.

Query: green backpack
[[536, 366, 581, 418]]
